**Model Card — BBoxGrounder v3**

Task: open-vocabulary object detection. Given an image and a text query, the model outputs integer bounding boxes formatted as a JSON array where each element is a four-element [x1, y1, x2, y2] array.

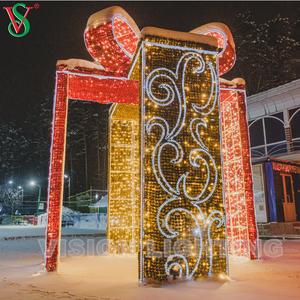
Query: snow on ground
[[0, 226, 300, 300], [0, 225, 106, 239]]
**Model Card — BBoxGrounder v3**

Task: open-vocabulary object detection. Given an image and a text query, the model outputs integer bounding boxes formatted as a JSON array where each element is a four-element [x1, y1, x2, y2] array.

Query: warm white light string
[[145, 49, 225, 279]]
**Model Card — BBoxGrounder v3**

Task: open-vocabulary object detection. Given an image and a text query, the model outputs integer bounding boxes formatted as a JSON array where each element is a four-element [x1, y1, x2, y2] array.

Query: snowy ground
[[1, 226, 300, 299], [0, 225, 106, 239]]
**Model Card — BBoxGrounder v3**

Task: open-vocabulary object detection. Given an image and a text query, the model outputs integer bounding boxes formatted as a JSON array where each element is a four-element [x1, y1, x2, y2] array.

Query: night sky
[[1, 1, 299, 125]]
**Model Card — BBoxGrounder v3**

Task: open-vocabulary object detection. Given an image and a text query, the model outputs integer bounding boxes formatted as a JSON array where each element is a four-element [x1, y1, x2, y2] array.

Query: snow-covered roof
[[247, 79, 300, 120], [141, 27, 218, 48], [56, 59, 104, 70], [89, 195, 108, 208]]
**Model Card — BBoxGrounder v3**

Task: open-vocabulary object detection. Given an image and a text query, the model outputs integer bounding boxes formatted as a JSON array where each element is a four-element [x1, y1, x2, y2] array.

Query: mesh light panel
[[130, 28, 228, 281], [45, 71, 139, 272], [45, 6, 257, 277], [191, 23, 258, 260], [108, 104, 140, 253], [220, 80, 258, 259]]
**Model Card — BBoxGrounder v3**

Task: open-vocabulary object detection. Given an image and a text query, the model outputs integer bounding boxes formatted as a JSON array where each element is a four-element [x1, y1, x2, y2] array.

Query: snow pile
[[37, 214, 47, 226], [220, 77, 245, 88], [56, 58, 105, 70], [36, 207, 80, 226], [36, 206, 106, 229], [141, 27, 218, 48], [62, 206, 80, 215], [89, 195, 108, 207]]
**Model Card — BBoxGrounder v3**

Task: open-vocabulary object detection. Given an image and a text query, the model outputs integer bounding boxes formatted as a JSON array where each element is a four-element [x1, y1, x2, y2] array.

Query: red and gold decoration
[[190, 23, 235, 76], [191, 23, 258, 259], [84, 6, 140, 76], [273, 161, 300, 174], [45, 70, 139, 272], [45, 7, 140, 272], [130, 28, 227, 281], [220, 79, 258, 259], [45, 6, 258, 277]]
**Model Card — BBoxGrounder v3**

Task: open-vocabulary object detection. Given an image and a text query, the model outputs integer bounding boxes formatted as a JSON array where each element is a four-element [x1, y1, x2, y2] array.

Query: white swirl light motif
[[190, 118, 209, 151], [147, 72, 179, 107], [156, 197, 179, 238], [145, 51, 224, 279], [146, 118, 182, 197], [163, 208, 203, 279], [179, 148, 218, 203], [146, 52, 206, 140], [206, 211, 225, 276], [192, 62, 218, 116]]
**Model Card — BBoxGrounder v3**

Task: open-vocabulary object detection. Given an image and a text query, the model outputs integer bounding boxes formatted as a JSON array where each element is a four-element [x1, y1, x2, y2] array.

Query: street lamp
[[8, 181, 15, 219], [30, 181, 41, 214], [18, 186, 24, 202], [64, 174, 71, 200]]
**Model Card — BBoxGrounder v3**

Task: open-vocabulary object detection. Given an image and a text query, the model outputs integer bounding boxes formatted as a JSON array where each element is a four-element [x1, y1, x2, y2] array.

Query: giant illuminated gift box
[[44, 6, 257, 279]]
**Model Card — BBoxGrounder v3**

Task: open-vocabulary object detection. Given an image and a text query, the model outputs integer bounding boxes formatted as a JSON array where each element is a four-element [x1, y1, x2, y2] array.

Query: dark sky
[[1, 1, 299, 125]]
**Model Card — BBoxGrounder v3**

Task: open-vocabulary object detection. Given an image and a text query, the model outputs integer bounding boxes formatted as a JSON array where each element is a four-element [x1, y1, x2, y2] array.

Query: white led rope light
[[190, 118, 209, 151], [111, 15, 139, 59], [192, 62, 218, 116], [144, 47, 224, 279], [206, 211, 224, 276]]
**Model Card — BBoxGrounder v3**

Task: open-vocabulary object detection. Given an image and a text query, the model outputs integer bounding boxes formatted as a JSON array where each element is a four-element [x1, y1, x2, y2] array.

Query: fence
[[37, 213, 107, 230]]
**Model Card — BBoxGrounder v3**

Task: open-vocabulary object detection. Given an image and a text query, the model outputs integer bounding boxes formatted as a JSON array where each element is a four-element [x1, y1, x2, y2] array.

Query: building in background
[[247, 79, 300, 230]]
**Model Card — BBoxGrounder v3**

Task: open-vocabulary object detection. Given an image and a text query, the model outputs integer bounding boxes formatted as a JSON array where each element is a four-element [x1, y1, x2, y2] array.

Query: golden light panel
[[108, 103, 140, 252], [130, 27, 228, 281]]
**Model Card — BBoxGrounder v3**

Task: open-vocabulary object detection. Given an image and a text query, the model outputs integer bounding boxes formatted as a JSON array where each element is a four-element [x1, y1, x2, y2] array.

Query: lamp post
[[30, 181, 41, 215], [8, 181, 15, 221], [64, 174, 71, 200], [18, 186, 23, 202], [11, 199, 14, 223]]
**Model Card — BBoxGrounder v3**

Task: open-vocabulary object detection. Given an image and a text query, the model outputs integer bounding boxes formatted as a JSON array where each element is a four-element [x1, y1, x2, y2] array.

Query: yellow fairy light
[[108, 104, 140, 252], [129, 27, 227, 281]]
